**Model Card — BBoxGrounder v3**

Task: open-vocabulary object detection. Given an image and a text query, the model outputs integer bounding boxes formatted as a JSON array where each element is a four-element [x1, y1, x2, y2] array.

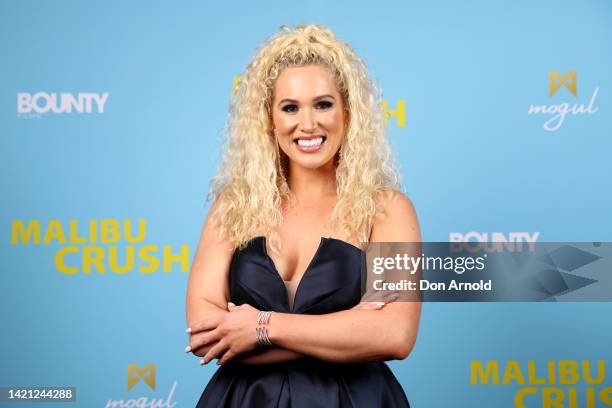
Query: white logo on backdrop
[[17, 92, 109, 116], [527, 71, 599, 132], [105, 381, 178, 408], [527, 88, 599, 132], [449, 232, 540, 252]]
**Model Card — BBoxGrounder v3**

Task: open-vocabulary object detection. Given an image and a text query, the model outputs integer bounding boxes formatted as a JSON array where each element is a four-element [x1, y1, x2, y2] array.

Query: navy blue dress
[[196, 236, 411, 408]]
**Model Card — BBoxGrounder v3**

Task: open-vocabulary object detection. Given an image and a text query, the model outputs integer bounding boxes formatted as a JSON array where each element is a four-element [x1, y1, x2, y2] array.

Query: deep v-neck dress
[[196, 236, 411, 408]]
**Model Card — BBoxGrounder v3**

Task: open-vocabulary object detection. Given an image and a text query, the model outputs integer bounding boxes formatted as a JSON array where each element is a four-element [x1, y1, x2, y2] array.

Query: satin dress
[[196, 236, 411, 408]]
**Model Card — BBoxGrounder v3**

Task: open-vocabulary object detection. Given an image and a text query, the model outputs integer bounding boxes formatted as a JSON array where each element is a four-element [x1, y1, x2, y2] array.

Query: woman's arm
[[267, 303, 419, 363], [227, 300, 390, 365], [185, 197, 234, 330], [185, 196, 307, 364], [265, 191, 421, 363], [229, 347, 304, 364], [190, 304, 390, 365]]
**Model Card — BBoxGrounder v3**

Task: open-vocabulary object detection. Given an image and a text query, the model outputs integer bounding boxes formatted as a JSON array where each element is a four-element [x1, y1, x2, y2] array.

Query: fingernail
[[216, 360, 221, 365], [200, 358, 205, 365], [186, 327, 192, 333], [228, 302, 235, 307], [375, 302, 385, 306], [185, 346, 191, 353]]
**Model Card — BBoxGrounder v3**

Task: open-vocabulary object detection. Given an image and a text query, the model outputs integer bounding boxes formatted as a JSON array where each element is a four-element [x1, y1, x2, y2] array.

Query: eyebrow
[[278, 94, 336, 106]]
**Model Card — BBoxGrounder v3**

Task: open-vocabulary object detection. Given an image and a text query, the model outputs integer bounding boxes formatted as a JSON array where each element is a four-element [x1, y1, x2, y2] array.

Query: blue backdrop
[[2, 0, 611, 406]]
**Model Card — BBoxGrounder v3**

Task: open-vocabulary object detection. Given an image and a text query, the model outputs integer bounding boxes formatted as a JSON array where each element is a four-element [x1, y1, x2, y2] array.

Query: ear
[[343, 105, 350, 127]]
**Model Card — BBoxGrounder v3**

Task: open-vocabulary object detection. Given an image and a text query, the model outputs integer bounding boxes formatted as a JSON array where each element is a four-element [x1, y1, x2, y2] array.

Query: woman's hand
[[187, 330, 220, 358], [188, 302, 261, 366]]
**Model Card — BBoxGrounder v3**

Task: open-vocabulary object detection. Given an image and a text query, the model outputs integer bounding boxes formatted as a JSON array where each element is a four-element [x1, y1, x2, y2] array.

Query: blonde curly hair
[[207, 23, 401, 253]]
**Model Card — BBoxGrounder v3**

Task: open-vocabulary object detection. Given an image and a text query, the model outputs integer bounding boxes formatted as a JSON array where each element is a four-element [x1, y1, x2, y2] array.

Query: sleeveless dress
[[196, 236, 411, 408]]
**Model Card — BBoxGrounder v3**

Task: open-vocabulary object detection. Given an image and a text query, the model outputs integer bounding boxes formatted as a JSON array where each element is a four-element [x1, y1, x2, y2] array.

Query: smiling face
[[271, 64, 347, 171]]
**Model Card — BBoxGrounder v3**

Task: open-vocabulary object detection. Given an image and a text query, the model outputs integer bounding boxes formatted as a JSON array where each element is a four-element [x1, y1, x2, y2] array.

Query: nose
[[300, 107, 317, 133]]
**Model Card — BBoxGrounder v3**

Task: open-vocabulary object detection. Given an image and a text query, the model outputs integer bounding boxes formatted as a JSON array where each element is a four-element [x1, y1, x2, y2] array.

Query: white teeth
[[297, 137, 323, 147]]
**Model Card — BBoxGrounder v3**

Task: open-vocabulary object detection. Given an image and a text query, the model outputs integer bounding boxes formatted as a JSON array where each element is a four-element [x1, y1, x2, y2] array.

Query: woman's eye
[[281, 104, 298, 113], [281, 101, 333, 113]]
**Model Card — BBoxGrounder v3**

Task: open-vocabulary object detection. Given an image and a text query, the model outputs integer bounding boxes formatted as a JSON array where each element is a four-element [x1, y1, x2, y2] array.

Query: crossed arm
[[185, 190, 421, 366], [188, 298, 411, 365], [186, 299, 307, 365]]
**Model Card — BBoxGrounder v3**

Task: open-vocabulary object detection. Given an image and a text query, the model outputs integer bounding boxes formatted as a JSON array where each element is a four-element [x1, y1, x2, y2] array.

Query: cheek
[[274, 114, 295, 132], [325, 111, 345, 131], [276, 135, 293, 155]]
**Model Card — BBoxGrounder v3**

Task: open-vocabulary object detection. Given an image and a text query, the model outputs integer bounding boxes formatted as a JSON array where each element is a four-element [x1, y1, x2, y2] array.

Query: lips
[[299, 137, 323, 147], [293, 135, 326, 143], [293, 135, 326, 152]]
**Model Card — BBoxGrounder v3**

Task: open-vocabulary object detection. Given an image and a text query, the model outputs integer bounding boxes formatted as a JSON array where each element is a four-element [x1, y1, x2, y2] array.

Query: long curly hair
[[207, 23, 401, 254]]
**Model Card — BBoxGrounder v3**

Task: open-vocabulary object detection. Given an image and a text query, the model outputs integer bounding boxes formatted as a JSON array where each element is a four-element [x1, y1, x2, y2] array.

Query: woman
[[185, 23, 422, 407]]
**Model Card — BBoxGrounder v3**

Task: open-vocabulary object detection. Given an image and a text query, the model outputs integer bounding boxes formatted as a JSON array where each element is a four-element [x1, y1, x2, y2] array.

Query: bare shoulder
[[199, 193, 235, 257], [203, 193, 224, 231], [371, 189, 421, 242]]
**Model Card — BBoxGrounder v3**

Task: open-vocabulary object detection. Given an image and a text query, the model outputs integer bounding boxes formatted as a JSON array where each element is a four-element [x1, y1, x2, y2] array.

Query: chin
[[291, 156, 336, 170]]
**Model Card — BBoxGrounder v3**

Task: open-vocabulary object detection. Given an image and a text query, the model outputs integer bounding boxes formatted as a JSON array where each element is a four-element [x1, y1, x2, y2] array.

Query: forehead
[[273, 65, 340, 99]]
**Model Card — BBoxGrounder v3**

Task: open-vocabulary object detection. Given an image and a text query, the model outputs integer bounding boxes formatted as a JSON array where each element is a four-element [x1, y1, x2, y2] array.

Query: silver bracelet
[[256, 311, 273, 346]]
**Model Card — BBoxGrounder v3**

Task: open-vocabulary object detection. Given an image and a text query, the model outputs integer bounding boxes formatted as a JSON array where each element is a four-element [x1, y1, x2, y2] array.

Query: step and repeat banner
[[1, 1, 611, 407]]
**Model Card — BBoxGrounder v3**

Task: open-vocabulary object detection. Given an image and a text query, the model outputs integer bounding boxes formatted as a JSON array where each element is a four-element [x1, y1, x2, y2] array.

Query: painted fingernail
[[185, 346, 191, 353], [228, 302, 235, 307], [186, 327, 192, 333], [200, 358, 205, 365]]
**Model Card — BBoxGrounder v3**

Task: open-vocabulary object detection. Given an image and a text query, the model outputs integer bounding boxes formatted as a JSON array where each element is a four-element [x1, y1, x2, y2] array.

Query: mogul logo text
[[105, 363, 178, 408], [17, 92, 109, 115], [527, 71, 599, 132]]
